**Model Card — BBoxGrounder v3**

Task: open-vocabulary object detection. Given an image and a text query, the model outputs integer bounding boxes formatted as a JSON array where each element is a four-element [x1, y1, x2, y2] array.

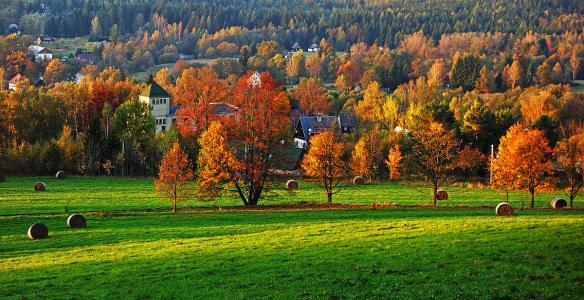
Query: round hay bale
[[67, 214, 87, 228], [495, 202, 514, 216], [286, 179, 298, 190], [0, 174, 5, 182], [353, 176, 365, 185], [436, 189, 449, 201], [34, 182, 46, 192], [550, 198, 567, 209], [55, 171, 66, 179], [28, 223, 49, 239]]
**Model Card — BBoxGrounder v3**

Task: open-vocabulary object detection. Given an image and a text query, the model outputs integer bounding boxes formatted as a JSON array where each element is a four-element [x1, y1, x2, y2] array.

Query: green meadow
[[0, 177, 583, 299]]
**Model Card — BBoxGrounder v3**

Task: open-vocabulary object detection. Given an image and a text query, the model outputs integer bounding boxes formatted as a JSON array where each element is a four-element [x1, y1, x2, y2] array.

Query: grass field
[[1, 177, 583, 299], [0, 176, 579, 215]]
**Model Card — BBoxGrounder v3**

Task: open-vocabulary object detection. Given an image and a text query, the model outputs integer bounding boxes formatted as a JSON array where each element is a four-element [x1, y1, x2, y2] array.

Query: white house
[[8, 74, 27, 91], [139, 81, 174, 133], [308, 43, 320, 52], [28, 45, 53, 61]]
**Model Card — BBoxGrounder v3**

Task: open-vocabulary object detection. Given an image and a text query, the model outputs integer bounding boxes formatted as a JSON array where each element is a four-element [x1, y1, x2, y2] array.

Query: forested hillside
[[1, 0, 583, 47]]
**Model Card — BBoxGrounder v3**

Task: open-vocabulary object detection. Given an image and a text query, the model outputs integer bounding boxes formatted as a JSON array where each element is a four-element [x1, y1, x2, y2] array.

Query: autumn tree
[[507, 60, 523, 89], [536, 61, 552, 85], [570, 48, 581, 81], [292, 77, 330, 115], [302, 130, 346, 203], [5, 51, 36, 77], [350, 127, 383, 182], [475, 66, 494, 93], [305, 55, 322, 77], [385, 144, 402, 180], [410, 122, 460, 207], [45, 59, 68, 84], [450, 54, 481, 91], [492, 124, 553, 208], [198, 71, 290, 206], [455, 146, 487, 181], [197, 121, 241, 200], [174, 67, 229, 143], [155, 142, 194, 213], [555, 123, 584, 208], [427, 59, 448, 86]]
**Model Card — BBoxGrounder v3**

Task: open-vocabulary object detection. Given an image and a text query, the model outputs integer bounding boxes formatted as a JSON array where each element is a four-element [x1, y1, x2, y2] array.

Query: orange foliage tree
[[555, 123, 584, 208], [292, 77, 330, 115], [197, 71, 290, 206], [45, 59, 68, 84], [197, 121, 241, 200], [155, 142, 194, 213], [492, 124, 553, 208], [385, 144, 402, 180], [174, 67, 229, 143], [302, 130, 346, 203], [411, 122, 460, 207]]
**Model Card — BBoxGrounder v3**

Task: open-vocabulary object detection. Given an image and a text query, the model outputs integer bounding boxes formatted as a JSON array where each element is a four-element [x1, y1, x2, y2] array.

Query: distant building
[[248, 71, 262, 87], [8, 74, 27, 91], [308, 43, 320, 52], [37, 35, 56, 45], [293, 112, 356, 148], [139, 81, 174, 133], [28, 45, 53, 61], [75, 53, 98, 65], [291, 42, 302, 52], [8, 24, 19, 35], [208, 102, 239, 117]]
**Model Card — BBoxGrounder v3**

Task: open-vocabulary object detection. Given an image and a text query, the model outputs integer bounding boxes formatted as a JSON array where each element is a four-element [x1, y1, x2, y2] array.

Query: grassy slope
[[0, 176, 580, 216], [0, 209, 583, 299]]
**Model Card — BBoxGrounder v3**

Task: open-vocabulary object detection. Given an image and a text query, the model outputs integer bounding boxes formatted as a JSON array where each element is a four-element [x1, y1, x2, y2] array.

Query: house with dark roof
[[37, 35, 56, 45], [293, 112, 357, 148], [8, 24, 19, 35], [75, 53, 98, 65], [308, 43, 320, 52], [292, 42, 302, 52], [139, 81, 175, 132]]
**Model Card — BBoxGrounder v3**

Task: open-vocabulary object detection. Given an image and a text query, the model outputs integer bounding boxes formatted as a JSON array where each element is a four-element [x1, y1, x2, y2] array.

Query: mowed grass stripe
[[0, 209, 583, 299]]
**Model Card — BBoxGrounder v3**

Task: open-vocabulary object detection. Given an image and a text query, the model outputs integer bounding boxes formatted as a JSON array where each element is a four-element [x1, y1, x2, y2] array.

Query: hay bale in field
[[436, 189, 448, 201], [495, 202, 514, 216], [55, 171, 66, 179], [0, 174, 5, 182], [550, 198, 567, 209], [67, 214, 87, 228], [286, 179, 298, 190], [353, 176, 365, 185], [34, 182, 46, 192], [28, 223, 49, 239]]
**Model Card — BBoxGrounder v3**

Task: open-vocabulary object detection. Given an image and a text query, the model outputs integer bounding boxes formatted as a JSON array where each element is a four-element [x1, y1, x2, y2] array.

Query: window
[[161, 126, 166, 131]]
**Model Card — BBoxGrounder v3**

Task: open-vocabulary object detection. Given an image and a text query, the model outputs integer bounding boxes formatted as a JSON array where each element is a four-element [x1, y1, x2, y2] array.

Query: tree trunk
[[530, 188, 535, 209], [570, 195, 574, 209], [432, 182, 438, 208], [327, 190, 332, 204], [173, 197, 177, 213]]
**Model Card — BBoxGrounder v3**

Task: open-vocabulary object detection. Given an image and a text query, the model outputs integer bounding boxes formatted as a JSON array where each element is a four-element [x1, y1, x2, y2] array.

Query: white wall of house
[[139, 95, 173, 132]]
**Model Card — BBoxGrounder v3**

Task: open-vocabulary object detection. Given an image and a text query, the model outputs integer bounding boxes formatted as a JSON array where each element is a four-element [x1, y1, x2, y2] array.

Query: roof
[[28, 45, 51, 54], [140, 81, 170, 98], [309, 43, 319, 48], [292, 42, 301, 49], [75, 53, 98, 63], [298, 116, 338, 140], [38, 35, 55, 41], [338, 112, 357, 130], [209, 102, 239, 116], [9, 74, 27, 83]]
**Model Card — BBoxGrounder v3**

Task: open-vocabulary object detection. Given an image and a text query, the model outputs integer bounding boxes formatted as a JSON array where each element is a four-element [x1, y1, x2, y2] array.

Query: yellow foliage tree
[[196, 121, 241, 201], [350, 127, 382, 182], [385, 145, 402, 180], [155, 142, 194, 213], [302, 130, 346, 203]]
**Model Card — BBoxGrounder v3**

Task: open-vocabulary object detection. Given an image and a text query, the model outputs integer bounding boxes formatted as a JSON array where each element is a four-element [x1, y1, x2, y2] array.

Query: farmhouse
[[308, 43, 320, 52], [293, 112, 357, 148], [8, 23, 19, 35], [28, 45, 53, 61], [37, 35, 56, 45], [75, 53, 98, 65], [8, 74, 27, 91]]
